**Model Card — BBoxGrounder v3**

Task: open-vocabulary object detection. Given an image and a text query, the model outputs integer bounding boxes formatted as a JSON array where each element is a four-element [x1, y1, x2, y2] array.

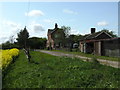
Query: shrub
[[0, 48, 19, 70]]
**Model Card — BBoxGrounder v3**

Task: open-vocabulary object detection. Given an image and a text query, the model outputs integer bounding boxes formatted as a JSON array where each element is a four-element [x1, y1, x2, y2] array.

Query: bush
[[0, 48, 19, 70]]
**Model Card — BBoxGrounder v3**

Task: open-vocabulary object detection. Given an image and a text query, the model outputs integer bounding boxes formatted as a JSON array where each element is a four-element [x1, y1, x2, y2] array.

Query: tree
[[73, 34, 83, 43], [28, 37, 47, 49], [16, 26, 29, 48], [61, 26, 71, 38], [2, 41, 20, 49], [2, 41, 11, 49]]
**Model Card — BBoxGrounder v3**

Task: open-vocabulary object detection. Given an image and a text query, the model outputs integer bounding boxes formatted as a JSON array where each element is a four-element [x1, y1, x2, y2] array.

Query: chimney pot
[[55, 23, 58, 29], [91, 28, 96, 34]]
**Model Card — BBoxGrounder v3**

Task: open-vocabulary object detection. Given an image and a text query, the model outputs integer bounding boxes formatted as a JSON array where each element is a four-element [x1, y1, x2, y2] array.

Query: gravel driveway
[[39, 50, 120, 68]]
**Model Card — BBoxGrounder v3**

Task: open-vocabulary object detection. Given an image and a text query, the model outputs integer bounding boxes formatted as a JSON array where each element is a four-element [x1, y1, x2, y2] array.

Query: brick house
[[79, 28, 120, 57], [46, 23, 65, 49]]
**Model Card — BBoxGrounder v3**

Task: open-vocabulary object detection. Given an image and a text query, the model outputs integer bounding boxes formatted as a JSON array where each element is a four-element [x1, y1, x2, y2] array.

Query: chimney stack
[[55, 23, 58, 29], [91, 28, 96, 34]]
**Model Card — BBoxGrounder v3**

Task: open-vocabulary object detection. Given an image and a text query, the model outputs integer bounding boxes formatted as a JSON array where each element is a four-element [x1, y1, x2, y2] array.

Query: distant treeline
[[1, 37, 47, 50]]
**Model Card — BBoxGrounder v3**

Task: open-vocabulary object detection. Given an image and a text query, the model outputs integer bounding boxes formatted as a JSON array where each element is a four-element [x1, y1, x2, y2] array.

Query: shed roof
[[80, 30, 113, 41]]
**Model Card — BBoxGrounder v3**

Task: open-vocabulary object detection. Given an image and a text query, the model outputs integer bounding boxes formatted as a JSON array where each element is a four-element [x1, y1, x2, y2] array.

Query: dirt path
[[39, 50, 120, 68]]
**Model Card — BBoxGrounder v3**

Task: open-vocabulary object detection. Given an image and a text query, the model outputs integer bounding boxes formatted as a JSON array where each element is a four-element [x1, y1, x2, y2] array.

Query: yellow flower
[[0, 48, 19, 70]]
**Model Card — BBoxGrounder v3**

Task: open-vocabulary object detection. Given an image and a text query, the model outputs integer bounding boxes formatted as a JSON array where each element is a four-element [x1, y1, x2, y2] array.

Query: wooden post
[[98, 41, 101, 56]]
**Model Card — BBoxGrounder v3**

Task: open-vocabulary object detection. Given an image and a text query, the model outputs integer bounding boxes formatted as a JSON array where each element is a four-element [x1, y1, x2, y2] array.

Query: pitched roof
[[80, 34, 90, 40], [48, 28, 63, 35], [48, 29, 54, 34], [80, 31, 113, 41]]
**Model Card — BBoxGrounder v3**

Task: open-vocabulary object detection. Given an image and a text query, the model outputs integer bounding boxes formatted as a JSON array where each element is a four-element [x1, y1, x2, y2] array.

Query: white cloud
[[33, 24, 45, 32], [3, 20, 19, 28], [25, 10, 44, 17], [27, 21, 46, 37], [97, 21, 108, 26], [71, 29, 79, 34], [0, 19, 47, 44], [0, 35, 9, 44], [63, 9, 77, 14], [0, 20, 22, 44]]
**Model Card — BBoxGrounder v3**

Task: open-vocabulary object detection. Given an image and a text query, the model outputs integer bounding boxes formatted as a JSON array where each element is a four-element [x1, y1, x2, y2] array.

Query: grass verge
[[3, 50, 120, 88]]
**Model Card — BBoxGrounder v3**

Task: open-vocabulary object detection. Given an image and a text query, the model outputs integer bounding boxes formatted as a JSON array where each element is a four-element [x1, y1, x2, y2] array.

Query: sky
[[0, 2, 118, 44]]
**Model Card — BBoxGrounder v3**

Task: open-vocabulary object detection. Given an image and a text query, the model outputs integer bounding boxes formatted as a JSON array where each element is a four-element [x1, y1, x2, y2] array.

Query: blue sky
[[0, 2, 118, 44]]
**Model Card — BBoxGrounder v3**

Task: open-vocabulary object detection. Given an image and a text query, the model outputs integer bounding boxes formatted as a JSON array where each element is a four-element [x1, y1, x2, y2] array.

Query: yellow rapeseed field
[[0, 48, 19, 70]]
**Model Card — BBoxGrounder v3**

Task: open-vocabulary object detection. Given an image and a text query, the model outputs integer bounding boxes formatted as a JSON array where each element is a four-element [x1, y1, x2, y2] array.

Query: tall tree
[[61, 26, 71, 38], [16, 26, 29, 48], [60, 26, 71, 48]]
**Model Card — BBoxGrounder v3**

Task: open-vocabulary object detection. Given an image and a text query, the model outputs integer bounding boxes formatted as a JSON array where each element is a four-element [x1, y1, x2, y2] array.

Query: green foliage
[[61, 26, 71, 38], [90, 57, 100, 69], [67, 34, 83, 46], [3, 50, 120, 88], [2, 41, 11, 49], [2, 41, 20, 49], [91, 57, 99, 64], [16, 27, 29, 48], [28, 37, 47, 49], [69, 34, 83, 43]]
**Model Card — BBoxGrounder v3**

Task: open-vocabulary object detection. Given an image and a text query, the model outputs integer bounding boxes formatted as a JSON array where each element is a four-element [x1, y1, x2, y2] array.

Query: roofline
[[80, 37, 119, 43], [95, 31, 112, 38], [84, 34, 91, 39], [80, 31, 113, 41], [50, 28, 63, 34]]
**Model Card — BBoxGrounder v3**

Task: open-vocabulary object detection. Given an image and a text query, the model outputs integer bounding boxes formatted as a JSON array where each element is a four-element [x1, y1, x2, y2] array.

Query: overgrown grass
[[3, 50, 120, 88], [51, 49, 119, 61]]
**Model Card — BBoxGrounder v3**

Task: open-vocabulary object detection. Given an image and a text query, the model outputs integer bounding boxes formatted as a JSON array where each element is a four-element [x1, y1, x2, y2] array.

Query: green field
[[3, 50, 120, 88]]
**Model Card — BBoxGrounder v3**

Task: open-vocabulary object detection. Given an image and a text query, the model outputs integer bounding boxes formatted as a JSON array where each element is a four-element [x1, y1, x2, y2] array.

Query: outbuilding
[[79, 28, 120, 57]]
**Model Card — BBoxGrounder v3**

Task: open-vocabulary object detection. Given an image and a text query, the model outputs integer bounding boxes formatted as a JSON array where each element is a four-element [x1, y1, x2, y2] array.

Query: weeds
[[91, 57, 100, 69]]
